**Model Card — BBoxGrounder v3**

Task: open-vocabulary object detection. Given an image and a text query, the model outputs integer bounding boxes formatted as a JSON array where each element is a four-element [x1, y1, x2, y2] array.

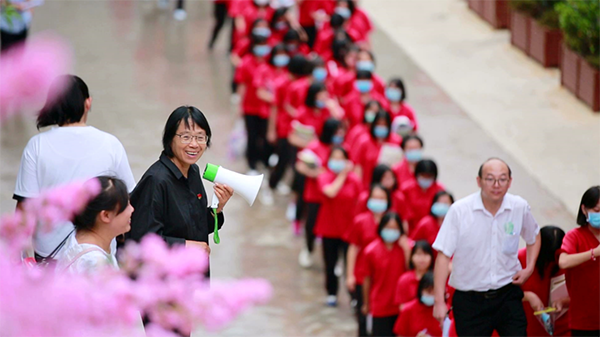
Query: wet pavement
[[0, 0, 577, 336]]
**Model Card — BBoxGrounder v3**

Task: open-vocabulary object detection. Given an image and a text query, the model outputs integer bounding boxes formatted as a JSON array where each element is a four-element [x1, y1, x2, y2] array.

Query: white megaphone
[[202, 164, 264, 244]]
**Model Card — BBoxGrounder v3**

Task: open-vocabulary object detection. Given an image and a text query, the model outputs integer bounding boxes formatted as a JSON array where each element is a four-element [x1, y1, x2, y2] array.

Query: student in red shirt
[[356, 164, 397, 214], [520, 226, 570, 337], [362, 212, 410, 337], [400, 159, 444, 234], [345, 184, 392, 337], [331, 0, 373, 46], [392, 135, 424, 190], [336, 49, 385, 100], [231, 18, 271, 67], [342, 70, 388, 128], [395, 240, 435, 311], [297, 0, 331, 48], [239, 0, 274, 38], [269, 7, 290, 44], [558, 186, 600, 337], [394, 272, 442, 337], [283, 29, 311, 56], [345, 100, 382, 154], [315, 146, 362, 306], [234, 35, 273, 174], [411, 191, 455, 246], [295, 119, 345, 268], [386, 78, 419, 132], [353, 110, 401, 189]]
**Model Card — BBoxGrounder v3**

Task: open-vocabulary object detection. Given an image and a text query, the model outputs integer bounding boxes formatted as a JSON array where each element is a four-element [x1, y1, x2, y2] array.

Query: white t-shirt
[[14, 126, 136, 256], [55, 231, 118, 274]]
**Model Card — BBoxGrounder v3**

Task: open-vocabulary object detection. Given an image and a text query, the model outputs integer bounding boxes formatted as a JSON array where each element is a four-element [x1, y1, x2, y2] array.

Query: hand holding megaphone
[[203, 163, 264, 244]]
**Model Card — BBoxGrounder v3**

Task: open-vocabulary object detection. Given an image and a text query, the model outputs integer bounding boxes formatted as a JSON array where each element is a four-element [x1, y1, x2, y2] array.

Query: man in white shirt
[[432, 158, 541, 336]]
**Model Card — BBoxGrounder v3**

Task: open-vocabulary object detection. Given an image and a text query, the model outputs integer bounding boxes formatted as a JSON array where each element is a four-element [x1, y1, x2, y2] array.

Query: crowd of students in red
[[223, 1, 600, 336]]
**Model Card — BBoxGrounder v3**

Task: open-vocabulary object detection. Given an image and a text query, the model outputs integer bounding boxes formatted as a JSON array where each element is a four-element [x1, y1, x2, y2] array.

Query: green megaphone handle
[[213, 208, 220, 244]]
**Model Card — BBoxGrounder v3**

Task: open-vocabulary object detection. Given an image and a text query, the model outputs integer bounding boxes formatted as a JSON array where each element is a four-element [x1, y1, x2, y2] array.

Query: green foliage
[[510, 0, 563, 29], [557, 0, 600, 68]]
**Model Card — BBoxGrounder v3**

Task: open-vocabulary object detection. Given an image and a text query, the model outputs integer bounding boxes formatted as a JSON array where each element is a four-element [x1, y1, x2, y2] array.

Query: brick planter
[[578, 60, 600, 112], [561, 44, 580, 95], [529, 20, 562, 67], [510, 11, 531, 55], [468, 0, 484, 17], [482, 0, 509, 28]]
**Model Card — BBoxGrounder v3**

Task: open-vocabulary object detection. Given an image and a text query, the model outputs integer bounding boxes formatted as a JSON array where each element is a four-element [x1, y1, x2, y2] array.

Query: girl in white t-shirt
[[13, 75, 135, 260], [57, 176, 133, 274]]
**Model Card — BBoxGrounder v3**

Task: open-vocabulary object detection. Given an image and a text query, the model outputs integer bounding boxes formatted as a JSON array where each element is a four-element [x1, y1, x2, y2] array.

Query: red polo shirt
[[394, 299, 443, 337], [393, 158, 417, 190], [395, 270, 420, 307], [234, 55, 271, 118], [315, 171, 362, 239], [389, 102, 419, 132], [400, 180, 445, 233], [558, 227, 600, 331], [299, 140, 330, 203], [335, 72, 386, 100], [344, 211, 380, 284], [410, 215, 440, 246], [342, 90, 389, 128], [241, 5, 274, 36], [344, 124, 369, 156], [298, 0, 331, 26], [363, 238, 407, 317], [273, 72, 294, 139], [348, 8, 373, 42], [294, 105, 332, 137], [353, 134, 401, 189]]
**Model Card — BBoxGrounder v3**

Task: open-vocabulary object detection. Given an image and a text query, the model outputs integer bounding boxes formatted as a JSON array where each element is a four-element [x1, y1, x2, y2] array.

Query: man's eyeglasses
[[483, 177, 510, 186], [176, 134, 208, 145]]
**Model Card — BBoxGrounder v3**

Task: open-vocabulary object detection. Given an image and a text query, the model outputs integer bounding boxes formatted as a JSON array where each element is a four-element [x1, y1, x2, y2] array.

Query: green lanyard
[[212, 208, 220, 244]]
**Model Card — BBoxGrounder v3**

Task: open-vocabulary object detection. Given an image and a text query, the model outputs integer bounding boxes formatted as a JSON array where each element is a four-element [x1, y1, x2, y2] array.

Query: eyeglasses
[[483, 177, 510, 186], [176, 134, 208, 145]]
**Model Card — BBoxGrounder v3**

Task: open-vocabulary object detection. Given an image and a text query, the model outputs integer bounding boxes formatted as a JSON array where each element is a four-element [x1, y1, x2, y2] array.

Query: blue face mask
[[587, 212, 600, 228], [273, 54, 290, 67], [417, 177, 434, 189], [332, 135, 344, 145], [431, 202, 450, 218], [355, 80, 373, 93], [385, 88, 402, 102], [328, 159, 346, 173], [404, 149, 422, 163], [252, 27, 271, 38], [356, 60, 375, 72], [334, 6, 351, 19], [275, 21, 288, 31], [367, 199, 388, 213], [315, 100, 326, 109], [365, 111, 376, 123], [253, 45, 271, 57], [381, 228, 400, 243], [373, 126, 389, 139], [421, 295, 435, 307], [313, 68, 328, 82]]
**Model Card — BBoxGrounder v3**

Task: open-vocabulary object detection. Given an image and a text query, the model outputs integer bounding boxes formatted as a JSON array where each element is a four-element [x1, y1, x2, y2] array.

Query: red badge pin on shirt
[[197, 193, 202, 200]]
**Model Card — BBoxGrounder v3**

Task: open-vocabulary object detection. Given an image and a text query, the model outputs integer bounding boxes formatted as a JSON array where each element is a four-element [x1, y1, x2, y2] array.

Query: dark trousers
[[453, 284, 527, 337], [268, 138, 295, 189], [292, 170, 305, 221], [209, 2, 228, 49], [322, 238, 348, 296], [572, 330, 600, 337], [305, 202, 320, 252], [176, 0, 184, 10], [354, 285, 368, 337], [244, 114, 269, 170], [0, 29, 28, 52], [372, 315, 398, 337], [301, 25, 317, 49]]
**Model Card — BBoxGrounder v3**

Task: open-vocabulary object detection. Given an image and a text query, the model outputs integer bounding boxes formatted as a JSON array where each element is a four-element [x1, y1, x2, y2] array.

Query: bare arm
[[346, 244, 358, 291], [322, 163, 353, 198], [559, 245, 600, 269], [362, 276, 371, 315], [513, 232, 541, 285], [295, 161, 322, 178], [433, 253, 451, 322], [267, 106, 277, 145], [257, 88, 275, 103]]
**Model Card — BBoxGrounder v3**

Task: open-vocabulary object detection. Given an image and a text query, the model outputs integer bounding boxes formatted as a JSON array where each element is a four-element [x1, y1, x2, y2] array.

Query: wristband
[[591, 249, 597, 261]]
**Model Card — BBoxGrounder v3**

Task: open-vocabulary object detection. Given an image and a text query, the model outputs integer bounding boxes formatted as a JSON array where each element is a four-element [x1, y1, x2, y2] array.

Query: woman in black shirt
[[127, 106, 233, 255]]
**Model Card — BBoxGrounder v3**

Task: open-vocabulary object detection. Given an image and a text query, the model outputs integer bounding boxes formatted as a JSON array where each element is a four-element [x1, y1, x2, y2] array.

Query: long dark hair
[[73, 176, 129, 231], [408, 240, 434, 270], [536, 226, 565, 278], [577, 186, 600, 226], [37, 75, 89, 129], [377, 211, 404, 237]]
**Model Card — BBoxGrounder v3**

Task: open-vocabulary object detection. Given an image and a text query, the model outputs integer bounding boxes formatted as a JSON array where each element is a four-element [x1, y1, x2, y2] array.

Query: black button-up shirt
[[126, 152, 224, 245]]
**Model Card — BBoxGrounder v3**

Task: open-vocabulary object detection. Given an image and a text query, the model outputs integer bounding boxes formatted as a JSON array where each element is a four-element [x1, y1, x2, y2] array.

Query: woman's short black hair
[[577, 186, 600, 226], [305, 82, 327, 108], [329, 145, 349, 159], [320, 118, 341, 144], [356, 69, 373, 80], [368, 183, 392, 213], [163, 106, 212, 157], [332, 39, 356, 66], [401, 134, 424, 150], [409, 240, 434, 270], [417, 271, 434, 302], [269, 43, 288, 66], [430, 190, 454, 216], [288, 54, 308, 76], [415, 159, 438, 180], [372, 164, 398, 191], [377, 211, 403, 237], [284, 29, 301, 43], [330, 13, 346, 29], [369, 110, 392, 139], [37, 75, 89, 129], [388, 77, 407, 101], [73, 176, 129, 231], [536, 225, 565, 278]]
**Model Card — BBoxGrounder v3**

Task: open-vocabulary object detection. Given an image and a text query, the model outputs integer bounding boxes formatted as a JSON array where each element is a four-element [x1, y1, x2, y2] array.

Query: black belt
[[464, 283, 514, 299]]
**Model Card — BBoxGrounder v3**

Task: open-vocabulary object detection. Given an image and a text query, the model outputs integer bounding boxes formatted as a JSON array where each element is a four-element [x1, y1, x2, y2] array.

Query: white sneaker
[[157, 0, 169, 9], [260, 189, 274, 206], [326, 295, 338, 307], [298, 248, 313, 268], [334, 263, 343, 277], [285, 202, 296, 221], [230, 93, 241, 105], [173, 9, 187, 21], [276, 183, 291, 196], [268, 154, 279, 168]]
